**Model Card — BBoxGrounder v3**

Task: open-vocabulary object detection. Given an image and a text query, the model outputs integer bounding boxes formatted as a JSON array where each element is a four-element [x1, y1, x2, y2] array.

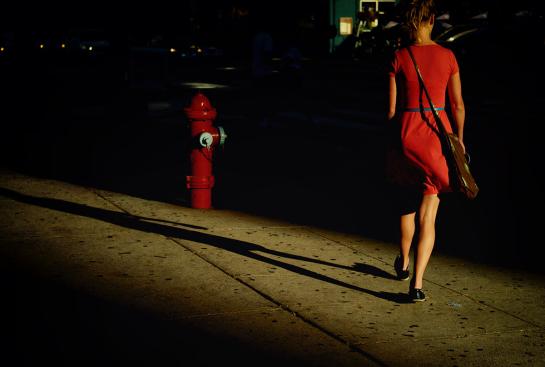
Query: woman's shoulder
[[392, 47, 409, 61], [390, 44, 456, 62], [394, 44, 450, 54], [431, 43, 456, 56]]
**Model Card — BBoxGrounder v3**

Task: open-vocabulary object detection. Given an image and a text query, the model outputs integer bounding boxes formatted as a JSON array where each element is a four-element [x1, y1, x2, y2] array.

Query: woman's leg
[[412, 194, 440, 289], [400, 212, 416, 270]]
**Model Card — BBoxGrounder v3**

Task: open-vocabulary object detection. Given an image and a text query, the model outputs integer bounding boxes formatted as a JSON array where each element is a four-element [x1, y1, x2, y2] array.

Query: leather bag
[[407, 46, 479, 199]]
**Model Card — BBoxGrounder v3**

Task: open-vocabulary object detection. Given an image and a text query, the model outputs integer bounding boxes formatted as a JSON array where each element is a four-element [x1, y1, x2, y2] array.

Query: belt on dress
[[404, 107, 444, 112]]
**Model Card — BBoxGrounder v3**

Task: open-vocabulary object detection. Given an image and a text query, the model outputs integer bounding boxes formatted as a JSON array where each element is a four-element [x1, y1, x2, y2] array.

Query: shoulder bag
[[406, 46, 479, 199]]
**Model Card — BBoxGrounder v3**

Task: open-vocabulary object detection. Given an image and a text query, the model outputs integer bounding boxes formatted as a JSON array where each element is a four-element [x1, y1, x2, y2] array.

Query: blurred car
[[434, 23, 482, 44], [434, 10, 543, 72], [129, 31, 223, 60]]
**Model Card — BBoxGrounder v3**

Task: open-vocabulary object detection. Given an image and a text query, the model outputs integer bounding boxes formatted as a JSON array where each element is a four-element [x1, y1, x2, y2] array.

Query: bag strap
[[406, 46, 448, 137]]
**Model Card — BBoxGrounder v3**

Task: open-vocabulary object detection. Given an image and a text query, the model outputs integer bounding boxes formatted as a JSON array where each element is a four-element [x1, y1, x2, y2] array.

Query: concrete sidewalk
[[1, 170, 544, 366]]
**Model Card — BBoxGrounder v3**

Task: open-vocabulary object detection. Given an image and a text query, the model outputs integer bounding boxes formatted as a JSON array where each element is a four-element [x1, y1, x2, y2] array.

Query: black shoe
[[409, 288, 426, 302], [394, 255, 410, 281]]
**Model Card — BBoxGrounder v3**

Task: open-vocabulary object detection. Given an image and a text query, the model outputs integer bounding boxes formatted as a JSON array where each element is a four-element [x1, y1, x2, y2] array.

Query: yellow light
[[39, 44, 44, 49], [61, 43, 66, 48], [197, 48, 202, 53], [169, 48, 176, 53], [339, 17, 353, 35], [89, 46, 93, 51], [0, 47, 4, 52]]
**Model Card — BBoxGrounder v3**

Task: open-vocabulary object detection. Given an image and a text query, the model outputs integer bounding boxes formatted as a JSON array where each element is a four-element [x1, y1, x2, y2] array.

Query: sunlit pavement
[[1, 170, 544, 366]]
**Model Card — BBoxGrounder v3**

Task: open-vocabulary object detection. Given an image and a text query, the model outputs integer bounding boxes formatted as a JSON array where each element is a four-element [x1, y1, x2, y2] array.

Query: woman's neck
[[414, 28, 433, 45]]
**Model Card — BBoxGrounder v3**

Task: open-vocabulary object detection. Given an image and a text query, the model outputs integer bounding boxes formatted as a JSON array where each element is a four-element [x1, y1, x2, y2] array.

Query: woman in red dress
[[387, 0, 466, 301]]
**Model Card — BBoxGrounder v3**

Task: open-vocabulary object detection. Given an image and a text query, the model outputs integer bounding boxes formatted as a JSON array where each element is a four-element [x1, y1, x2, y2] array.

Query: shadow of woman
[[0, 187, 410, 304]]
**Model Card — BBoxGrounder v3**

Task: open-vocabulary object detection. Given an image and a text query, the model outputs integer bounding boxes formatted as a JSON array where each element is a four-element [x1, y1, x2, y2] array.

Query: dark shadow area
[[352, 263, 398, 280], [0, 261, 323, 367], [0, 187, 404, 302]]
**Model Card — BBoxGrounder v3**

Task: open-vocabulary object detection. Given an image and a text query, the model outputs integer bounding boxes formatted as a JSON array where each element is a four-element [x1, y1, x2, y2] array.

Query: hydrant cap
[[185, 92, 217, 120]]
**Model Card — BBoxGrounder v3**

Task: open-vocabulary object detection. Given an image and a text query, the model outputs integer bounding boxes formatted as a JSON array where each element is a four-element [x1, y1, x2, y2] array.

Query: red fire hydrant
[[184, 92, 227, 209]]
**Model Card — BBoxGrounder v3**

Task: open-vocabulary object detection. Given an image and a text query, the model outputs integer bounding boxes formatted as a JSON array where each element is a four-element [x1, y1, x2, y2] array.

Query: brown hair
[[399, 0, 436, 41]]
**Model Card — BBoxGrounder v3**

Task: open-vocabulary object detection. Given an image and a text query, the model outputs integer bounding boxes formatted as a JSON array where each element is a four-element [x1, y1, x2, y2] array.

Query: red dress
[[389, 44, 459, 195]]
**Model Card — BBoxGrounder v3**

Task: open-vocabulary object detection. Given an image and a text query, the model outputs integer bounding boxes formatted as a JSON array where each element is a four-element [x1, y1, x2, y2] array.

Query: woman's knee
[[419, 195, 440, 225]]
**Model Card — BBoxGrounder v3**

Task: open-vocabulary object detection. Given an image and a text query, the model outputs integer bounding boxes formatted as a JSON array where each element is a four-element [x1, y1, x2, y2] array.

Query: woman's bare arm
[[447, 72, 466, 150], [388, 75, 397, 120]]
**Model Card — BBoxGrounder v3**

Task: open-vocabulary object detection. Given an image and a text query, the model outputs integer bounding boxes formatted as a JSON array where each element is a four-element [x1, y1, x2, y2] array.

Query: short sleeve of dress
[[388, 51, 399, 77], [449, 49, 459, 75]]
